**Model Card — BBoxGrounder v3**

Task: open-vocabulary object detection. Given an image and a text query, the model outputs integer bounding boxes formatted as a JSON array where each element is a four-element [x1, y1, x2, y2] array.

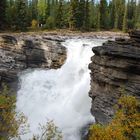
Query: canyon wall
[[89, 30, 140, 124], [0, 34, 66, 87]]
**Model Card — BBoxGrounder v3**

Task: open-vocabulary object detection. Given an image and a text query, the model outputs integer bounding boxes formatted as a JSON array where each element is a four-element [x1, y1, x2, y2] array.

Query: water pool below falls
[[16, 38, 105, 140]]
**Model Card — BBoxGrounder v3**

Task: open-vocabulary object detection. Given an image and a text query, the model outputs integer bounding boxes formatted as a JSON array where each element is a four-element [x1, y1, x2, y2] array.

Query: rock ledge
[[0, 34, 66, 87], [89, 30, 140, 124]]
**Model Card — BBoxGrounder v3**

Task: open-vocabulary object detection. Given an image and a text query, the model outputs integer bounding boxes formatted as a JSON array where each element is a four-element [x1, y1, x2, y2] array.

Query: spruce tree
[[119, 0, 126, 30], [127, 0, 137, 29], [135, 0, 140, 28], [84, 0, 90, 30], [96, 4, 100, 31], [89, 0, 96, 29], [32, 0, 38, 20], [123, 4, 128, 32], [63, 0, 70, 28], [37, 0, 47, 25], [110, 0, 125, 30], [45, 0, 51, 20], [78, 0, 85, 29], [0, 0, 7, 30], [99, 0, 108, 29], [56, 0, 64, 28], [114, 0, 119, 29], [109, 0, 115, 28], [27, 1, 33, 27], [45, 0, 58, 29], [50, 0, 57, 20], [69, 0, 79, 30], [16, 0, 28, 31], [6, 0, 16, 29]]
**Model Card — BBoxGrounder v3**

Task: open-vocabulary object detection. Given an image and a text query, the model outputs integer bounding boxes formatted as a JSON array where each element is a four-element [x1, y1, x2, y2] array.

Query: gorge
[[0, 31, 140, 140], [16, 38, 106, 140]]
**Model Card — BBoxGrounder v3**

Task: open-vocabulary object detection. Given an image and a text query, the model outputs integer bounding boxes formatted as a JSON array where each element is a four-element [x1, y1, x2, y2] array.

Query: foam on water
[[16, 38, 105, 140]]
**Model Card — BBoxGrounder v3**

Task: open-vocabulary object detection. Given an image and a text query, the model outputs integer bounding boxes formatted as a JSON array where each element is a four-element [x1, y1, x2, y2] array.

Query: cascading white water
[[16, 38, 105, 140]]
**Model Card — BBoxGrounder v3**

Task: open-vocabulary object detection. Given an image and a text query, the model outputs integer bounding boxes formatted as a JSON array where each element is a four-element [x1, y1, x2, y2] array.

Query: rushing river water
[[16, 38, 105, 140]]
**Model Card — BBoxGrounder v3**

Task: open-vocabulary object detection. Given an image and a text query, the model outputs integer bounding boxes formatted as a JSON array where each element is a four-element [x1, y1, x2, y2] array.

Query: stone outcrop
[[89, 30, 140, 124], [0, 34, 66, 86]]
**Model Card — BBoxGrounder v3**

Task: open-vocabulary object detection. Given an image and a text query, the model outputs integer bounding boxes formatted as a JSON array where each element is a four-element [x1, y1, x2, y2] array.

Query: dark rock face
[[0, 34, 66, 87], [89, 30, 140, 124]]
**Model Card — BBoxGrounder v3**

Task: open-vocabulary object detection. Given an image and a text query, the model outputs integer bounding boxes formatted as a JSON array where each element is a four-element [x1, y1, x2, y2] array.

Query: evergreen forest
[[0, 0, 140, 32]]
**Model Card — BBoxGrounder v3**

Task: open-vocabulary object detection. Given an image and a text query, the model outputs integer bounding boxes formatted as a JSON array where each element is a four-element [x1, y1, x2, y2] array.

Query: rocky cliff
[[0, 34, 66, 87], [89, 30, 140, 124]]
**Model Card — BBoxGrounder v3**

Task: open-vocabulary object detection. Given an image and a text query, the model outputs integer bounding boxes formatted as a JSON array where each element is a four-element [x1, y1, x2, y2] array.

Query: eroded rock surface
[[89, 30, 140, 124], [0, 34, 66, 86]]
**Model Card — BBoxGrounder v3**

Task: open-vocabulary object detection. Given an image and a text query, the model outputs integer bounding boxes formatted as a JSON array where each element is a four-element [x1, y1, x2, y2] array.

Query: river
[[16, 38, 105, 140]]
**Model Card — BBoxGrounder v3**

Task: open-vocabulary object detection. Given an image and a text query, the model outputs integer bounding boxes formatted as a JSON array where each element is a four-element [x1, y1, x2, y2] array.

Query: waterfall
[[16, 38, 105, 140]]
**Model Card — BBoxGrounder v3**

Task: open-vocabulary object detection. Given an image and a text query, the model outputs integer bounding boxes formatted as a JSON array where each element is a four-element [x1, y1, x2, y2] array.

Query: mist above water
[[16, 38, 105, 140]]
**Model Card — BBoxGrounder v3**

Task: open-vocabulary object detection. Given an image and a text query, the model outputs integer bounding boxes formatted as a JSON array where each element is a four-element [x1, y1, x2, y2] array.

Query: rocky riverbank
[[0, 33, 66, 89], [89, 30, 140, 124], [1, 30, 128, 39]]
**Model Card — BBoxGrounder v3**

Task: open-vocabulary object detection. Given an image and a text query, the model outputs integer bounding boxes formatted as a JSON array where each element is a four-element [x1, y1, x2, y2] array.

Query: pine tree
[[0, 0, 7, 29], [45, 0, 58, 29], [16, 0, 28, 31], [109, 0, 115, 28], [111, 0, 126, 30], [56, 0, 64, 28], [84, 0, 90, 30], [113, 0, 125, 30], [135, 0, 140, 28], [69, 0, 79, 30], [62, 0, 70, 28], [127, 0, 137, 29], [78, 0, 85, 29], [50, 0, 57, 20], [6, 0, 16, 29], [89, 0, 96, 28], [32, 0, 38, 20], [123, 4, 128, 32], [45, 0, 51, 20], [37, 0, 46, 25], [96, 4, 100, 31], [114, 0, 119, 29], [119, 0, 125, 30], [99, 0, 108, 29], [27, 1, 33, 27]]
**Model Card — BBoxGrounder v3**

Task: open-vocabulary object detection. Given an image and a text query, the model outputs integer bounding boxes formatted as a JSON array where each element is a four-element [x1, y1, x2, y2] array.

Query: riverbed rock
[[0, 34, 66, 87], [89, 30, 140, 124]]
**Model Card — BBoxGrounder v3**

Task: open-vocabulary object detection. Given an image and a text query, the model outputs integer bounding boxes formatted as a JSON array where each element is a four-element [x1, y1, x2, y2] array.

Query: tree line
[[0, 0, 140, 32]]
